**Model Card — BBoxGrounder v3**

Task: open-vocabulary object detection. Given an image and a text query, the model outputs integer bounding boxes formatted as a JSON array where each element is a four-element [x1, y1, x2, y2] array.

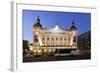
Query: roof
[[33, 23, 42, 27], [70, 24, 77, 30], [33, 16, 42, 28]]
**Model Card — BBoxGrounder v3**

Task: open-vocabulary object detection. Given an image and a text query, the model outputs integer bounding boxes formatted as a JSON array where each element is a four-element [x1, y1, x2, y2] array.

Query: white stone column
[[59, 37, 61, 45], [54, 37, 56, 46], [45, 37, 47, 46], [52, 37, 54, 46], [50, 37, 51, 46], [66, 37, 68, 46], [62, 36, 64, 45], [58, 38, 60, 46]]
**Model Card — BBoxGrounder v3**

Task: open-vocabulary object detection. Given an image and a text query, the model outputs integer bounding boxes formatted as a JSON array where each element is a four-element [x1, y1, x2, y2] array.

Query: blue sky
[[23, 10, 91, 43]]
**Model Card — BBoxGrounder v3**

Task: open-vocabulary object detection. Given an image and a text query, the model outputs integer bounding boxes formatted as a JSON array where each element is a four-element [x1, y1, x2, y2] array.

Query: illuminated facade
[[32, 17, 78, 56]]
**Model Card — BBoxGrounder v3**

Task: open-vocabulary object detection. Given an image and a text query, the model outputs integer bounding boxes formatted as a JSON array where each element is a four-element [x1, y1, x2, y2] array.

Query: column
[[45, 37, 47, 47], [49, 37, 50, 46]]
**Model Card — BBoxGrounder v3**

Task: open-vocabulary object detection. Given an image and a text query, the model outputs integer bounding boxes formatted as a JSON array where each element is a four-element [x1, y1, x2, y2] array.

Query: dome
[[33, 16, 42, 28], [70, 25, 77, 30], [70, 20, 77, 30], [33, 23, 42, 27], [54, 23, 60, 30]]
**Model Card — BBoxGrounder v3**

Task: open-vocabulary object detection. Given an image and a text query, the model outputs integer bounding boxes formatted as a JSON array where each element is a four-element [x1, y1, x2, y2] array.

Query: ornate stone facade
[[32, 17, 78, 56]]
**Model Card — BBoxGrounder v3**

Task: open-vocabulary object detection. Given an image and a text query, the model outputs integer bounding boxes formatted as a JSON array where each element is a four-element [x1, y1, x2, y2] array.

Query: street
[[23, 53, 91, 62]]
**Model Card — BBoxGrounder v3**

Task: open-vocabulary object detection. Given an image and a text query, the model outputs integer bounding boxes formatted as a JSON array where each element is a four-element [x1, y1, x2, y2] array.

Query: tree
[[23, 40, 29, 56]]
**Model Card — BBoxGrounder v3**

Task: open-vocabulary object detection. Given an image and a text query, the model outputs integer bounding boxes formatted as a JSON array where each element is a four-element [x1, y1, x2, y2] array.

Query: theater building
[[32, 17, 78, 56]]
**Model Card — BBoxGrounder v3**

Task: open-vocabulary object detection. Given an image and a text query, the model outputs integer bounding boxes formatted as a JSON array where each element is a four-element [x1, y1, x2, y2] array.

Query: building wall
[[78, 31, 91, 50], [33, 27, 77, 48]]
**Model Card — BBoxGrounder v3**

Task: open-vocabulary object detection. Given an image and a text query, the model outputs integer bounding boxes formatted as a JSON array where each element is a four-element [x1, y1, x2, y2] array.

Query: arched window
[[52, 38, 54, 40], [73, 36, 76, 42], [68, 38, 70, 41], [42, 37, 45, 40], [34, 35, 38, 42], [68, 38, 70, 45], [56, 38, 58, 40], [47, 38, 49, 40], [60, 38, 62, 40]]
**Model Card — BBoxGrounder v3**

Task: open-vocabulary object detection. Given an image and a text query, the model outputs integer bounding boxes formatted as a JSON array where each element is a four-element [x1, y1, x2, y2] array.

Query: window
[[52, 38, 54, 40], [56, 38, 58, 40], [73, 36, 76, 42], [68, 38, 70, 41], [34, 35, 38, 42], [68, 38, 70, 44], [42, 38, 45, 40], [47, 38, 49, 40], [60, 38, 62, 40]]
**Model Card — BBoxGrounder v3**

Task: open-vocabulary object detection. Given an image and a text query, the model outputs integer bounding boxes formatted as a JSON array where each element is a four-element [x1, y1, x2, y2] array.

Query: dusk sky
[[23, 10, 91, 43]]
